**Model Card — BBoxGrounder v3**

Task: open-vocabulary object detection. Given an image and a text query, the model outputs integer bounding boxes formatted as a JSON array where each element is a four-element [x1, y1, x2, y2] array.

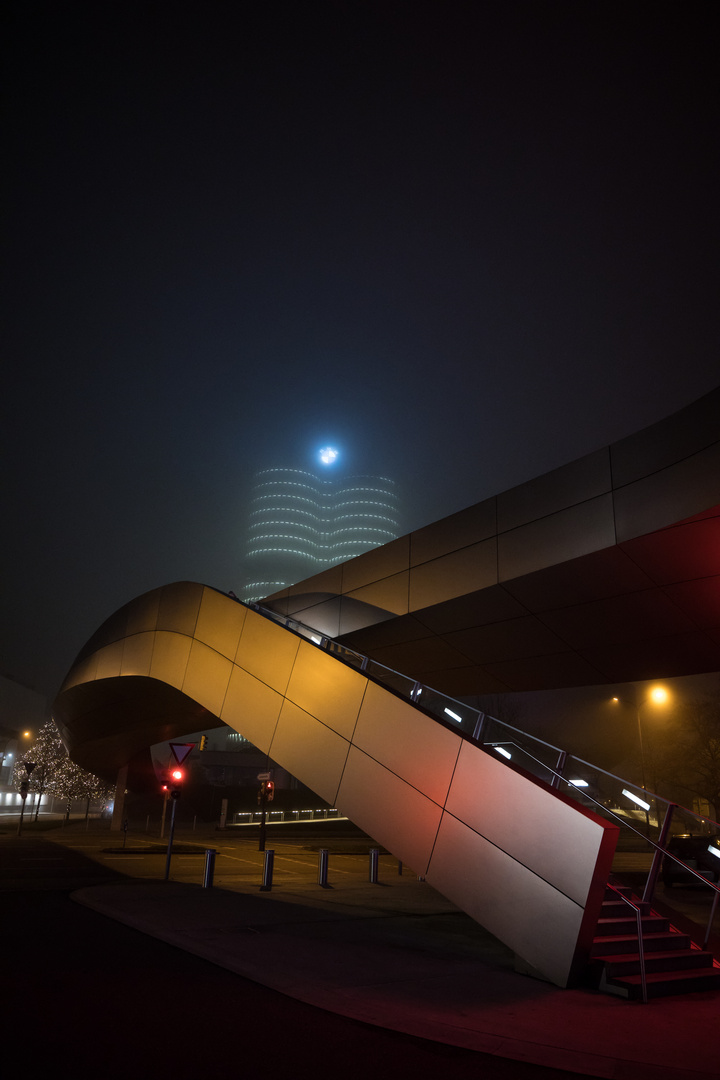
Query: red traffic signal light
[[266, 781, 275, 802], [169, 767, 184, 799]]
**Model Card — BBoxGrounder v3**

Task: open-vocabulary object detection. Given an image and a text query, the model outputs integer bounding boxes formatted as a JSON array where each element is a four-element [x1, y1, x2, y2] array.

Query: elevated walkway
[[55, 582, 618, 988]]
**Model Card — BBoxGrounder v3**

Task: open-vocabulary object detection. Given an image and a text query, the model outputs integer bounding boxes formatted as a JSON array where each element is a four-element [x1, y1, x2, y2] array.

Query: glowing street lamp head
[[318, 446, 339, 466], [649, 686, 669, 705]]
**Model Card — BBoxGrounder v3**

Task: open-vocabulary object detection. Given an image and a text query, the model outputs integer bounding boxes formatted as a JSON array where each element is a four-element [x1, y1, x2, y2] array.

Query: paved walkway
[[73, 850, 720, 1080]]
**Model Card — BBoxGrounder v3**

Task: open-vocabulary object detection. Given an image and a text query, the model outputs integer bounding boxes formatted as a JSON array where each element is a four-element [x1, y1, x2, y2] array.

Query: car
[[661, 834, 720, 887]]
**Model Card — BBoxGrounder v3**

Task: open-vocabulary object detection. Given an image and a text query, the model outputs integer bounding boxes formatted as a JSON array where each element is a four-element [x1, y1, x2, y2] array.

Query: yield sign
[[169, 742, 195, 765]]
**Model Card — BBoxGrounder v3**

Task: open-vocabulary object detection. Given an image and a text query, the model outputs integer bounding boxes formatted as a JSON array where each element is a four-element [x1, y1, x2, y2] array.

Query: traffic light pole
[[164, 796, 178, 880], [258, 787, 267, 852]]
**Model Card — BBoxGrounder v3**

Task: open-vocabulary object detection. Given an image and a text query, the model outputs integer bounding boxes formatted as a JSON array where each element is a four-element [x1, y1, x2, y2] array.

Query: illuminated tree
[[53, 756, 113, 822], [13, 720, 65, 820], [13, 719, 113, 821]]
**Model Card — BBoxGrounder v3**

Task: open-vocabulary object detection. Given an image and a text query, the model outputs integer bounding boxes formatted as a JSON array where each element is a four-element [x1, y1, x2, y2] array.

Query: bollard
[[369, 848, 379, 883], [260, 849, 274, 891], [318, 848, 329, 887], [203, 848, 216, 889]]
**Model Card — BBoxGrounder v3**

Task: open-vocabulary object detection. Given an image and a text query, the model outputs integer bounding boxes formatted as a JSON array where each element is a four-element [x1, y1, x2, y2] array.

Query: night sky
[[3, 3, 718, 700]]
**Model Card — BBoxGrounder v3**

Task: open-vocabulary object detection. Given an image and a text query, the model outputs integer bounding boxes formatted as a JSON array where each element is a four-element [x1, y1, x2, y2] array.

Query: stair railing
[[605, 882, 648, 1004]]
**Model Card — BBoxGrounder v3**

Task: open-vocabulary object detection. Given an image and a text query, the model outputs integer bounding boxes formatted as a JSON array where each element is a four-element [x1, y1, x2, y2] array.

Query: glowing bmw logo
[[319, 446, 339, 465]]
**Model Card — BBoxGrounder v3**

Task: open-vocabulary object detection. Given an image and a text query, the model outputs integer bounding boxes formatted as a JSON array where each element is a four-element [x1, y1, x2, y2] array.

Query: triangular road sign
[[169, 742, 195, 764]]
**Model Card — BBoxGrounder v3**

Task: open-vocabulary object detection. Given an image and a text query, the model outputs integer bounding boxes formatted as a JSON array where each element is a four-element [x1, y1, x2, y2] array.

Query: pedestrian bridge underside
[[54, 582, 617, 989]]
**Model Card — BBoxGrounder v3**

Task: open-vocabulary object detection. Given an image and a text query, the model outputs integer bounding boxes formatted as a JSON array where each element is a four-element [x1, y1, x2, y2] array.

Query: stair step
[[600, 899, 651, 917], [591, 931, 691, 956], [606, 966, 720, 1000], [597, 948, 714, 976], [595, 915, 669, 936]]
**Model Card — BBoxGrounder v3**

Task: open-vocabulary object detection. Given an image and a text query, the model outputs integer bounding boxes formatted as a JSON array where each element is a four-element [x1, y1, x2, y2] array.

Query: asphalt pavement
[[26, 817, 720, 1080]]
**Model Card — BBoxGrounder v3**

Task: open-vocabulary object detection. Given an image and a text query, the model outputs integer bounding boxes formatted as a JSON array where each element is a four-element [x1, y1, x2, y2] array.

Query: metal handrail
[[605, 882, 648, 1004], [241, 595, 720, 946]]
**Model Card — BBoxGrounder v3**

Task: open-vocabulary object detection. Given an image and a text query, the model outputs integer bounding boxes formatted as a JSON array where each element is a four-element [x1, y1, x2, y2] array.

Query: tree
[[53, 756, 113, 822], [13, 720, 65, 820], [14, 720, 113, 821], [653, 689, 720, 821]]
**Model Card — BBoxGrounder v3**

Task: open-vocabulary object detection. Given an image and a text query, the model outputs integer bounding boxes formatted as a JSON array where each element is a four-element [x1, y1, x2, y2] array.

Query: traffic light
[[169, 767, 184, 799], [199, 735, 208, 751], [257, 781, 266, 805], [266, 780, 275, 802]]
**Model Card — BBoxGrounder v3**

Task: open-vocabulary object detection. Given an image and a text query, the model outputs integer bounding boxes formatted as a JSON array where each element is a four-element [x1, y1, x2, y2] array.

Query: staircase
[[589, 885, 720, 1000]]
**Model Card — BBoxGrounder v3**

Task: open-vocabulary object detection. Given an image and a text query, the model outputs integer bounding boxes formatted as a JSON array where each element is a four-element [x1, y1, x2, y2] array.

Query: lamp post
[[611, 685, 669, 795]]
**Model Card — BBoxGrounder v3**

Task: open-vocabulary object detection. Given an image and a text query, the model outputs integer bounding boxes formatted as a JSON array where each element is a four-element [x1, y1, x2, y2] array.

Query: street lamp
[[611, 685, 670, 793]]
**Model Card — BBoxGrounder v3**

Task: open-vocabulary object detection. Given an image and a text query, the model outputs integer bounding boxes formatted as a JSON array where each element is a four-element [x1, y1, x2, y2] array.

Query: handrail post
[[703, 889, 720, 950], [643, 802, 676, 904], [553, 750, 567, 790], [472, 712, 486, 743], [635, 904, 648, 1005]]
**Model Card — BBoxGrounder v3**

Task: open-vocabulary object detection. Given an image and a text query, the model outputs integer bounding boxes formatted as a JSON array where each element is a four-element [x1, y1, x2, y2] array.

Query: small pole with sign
[[257, 771, 272, 851], [164, 743, 195, 881], [17, 762, 35, 837]]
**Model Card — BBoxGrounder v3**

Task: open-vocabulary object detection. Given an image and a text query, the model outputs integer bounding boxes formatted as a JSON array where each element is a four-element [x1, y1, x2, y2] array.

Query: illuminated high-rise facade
[[243, 455, 399, 602]]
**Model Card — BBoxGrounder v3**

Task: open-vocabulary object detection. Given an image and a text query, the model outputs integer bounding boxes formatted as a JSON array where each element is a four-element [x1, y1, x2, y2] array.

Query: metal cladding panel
[[621, 510, 720, 584], [270, 700, 350, 806], [497, 494, 616, 582], [409, 538, 498, 610], [539, 588, 697, 650], [445, 615, 568, 664], [220, 666, 283, 753], [335, 596, 397, 635], [149, 631, 192, 689], [93, 640, 124, 681], [446, 741, 612, 908], [340, 536, 410, 593], [125, 588, 162, 636], [427, 813, 584, 987], [346, 571, 410, 616], [482, 650, 606, 693], [502, 546, 655, 612], [336, 746, 443, 875], [409, 499, 497, 566], [282, 563, 345, 600], [415, 584, 527, 635], [60, 651, 99, 692], [664, 576, 720, 628], [284, 640, 367, 741], [120, 632, 154, 677], [235, 609, 300, 695], [182, 641, 233, 717], [353, 682, 461, 807], [609, 387, 720, 487], [195, 587, 247, 659], [497, 449, 612, 533], [268, 592, 344, 636], [359, 635, 471, 679], [613, 443, 720, 542], [156, 582, 204, 635]]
